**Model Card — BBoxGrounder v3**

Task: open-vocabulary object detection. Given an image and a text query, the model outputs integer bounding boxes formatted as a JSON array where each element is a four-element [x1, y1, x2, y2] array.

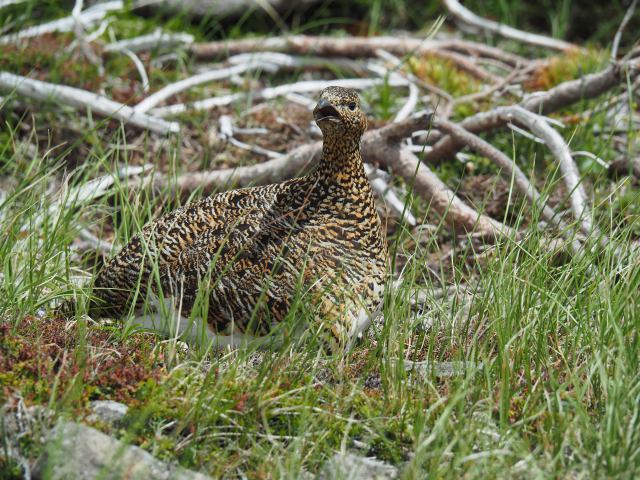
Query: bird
[[87, 86, 389, 352]]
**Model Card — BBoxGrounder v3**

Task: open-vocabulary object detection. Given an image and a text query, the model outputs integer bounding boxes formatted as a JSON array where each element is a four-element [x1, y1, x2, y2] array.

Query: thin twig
[[394, 82, 420, 122], [364, 163, 418, 227], [611, 0, 638, 61], [113, 47, 150, 92], [375, 49, 453, 102], [445, 64, 530, 116]]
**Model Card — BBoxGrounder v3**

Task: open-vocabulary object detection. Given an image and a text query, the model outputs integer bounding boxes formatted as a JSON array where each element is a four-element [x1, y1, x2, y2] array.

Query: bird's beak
[[314, 98, 341, 123]]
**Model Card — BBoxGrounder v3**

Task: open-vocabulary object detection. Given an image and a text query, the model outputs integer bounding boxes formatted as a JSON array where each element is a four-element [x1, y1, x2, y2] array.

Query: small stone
[[317, 452, 398, 480], [405, 360, 483, 378], [87, 400, 129, 425], [35, 421, 212, 480]]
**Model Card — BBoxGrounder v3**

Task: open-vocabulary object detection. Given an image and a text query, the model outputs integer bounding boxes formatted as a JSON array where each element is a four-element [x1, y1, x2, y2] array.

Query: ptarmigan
[[89, 86, 388, 352]]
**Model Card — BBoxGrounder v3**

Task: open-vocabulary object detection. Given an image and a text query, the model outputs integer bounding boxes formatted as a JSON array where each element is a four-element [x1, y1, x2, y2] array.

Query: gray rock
[[87, 400, 128, 425], [35, 421, 211, 480], [318, 453, 398, 480], [404, 360, 484, 378]]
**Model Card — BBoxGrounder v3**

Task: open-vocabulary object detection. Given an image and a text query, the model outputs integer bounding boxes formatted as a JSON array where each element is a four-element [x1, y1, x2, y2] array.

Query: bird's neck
[[317, 135, 365, 186]]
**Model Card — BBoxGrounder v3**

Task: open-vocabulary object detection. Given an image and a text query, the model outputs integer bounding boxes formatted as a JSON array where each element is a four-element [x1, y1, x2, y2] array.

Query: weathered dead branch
[[611, 0, 638, 61], [378, 147, 514, 240], [433, 117, 565, 230], [190, 35, 528, 67], [434, 106, 595, 237], [0, 72, 179, 135], [501, 106, 595, 236], [152, 77, 409, 117], [104, 30, 194, 53], [0, 1, 122, 44], [442, 0, 578, 52], [421, 57, 640, 164]]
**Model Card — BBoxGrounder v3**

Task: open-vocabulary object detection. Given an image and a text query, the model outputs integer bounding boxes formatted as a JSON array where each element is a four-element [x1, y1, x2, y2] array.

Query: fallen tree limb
[[0, 1, 123, 44], [162, 142, 321, 193], [104, 30, 194, 53], [442, 0, 578, 52], [136, 61, 279, 113], [430, 106, 597, 237], [421, 57, 640, 164], [151, 77, 409, 117], [433, 117, 566, 231], [611, 0, 638, 61], [377, 147, 514, 240], [0, 71, 180, 135], [500, 106, 595, 236], [190, 35, 528, 67]]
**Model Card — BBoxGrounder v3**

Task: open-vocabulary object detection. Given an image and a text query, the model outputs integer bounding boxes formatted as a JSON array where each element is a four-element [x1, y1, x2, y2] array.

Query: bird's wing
[[91, 181, 294, 317]]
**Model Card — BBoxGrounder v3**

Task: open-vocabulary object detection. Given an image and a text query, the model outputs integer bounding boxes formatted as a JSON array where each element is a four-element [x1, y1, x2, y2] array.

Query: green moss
[[525, 48, 608, 91], [409, 54, 481, 98]]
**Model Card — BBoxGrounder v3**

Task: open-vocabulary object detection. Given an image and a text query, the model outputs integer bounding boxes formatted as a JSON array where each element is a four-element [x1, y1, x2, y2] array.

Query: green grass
[[1, 1, 640, 478]]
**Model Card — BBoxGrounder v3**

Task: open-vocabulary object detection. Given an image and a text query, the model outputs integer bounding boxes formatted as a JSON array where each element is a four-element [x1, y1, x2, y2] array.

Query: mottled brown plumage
[[90, 86, 388, 350]]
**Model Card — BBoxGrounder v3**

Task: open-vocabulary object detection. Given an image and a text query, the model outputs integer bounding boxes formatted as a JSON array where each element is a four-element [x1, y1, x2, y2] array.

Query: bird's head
[[313, 86, 367, 138]]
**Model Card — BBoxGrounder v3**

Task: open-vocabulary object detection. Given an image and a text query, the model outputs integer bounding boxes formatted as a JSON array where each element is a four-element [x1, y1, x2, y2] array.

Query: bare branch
[[0, 72, 179, 135], [104, 30, 194, 53], [112, 47, 150, 92], [190, 35, 528, 66], [0, 1, 123, 44], [365, 163, 418, 227], [442, 0, 578, 52], [394, 82, 419, 122], [135, 61, 279, 113], [433, 117, 566, 230], [380, 147, 515, 240], [611, 0, 638, 61], [151, 77, 409, 117], [501, 106, 595, 236], [422, 57, 640, 164]]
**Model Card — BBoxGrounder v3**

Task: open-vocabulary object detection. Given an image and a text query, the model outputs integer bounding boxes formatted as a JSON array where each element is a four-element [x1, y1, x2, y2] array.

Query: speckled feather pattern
[[90, 87, 388, 348]]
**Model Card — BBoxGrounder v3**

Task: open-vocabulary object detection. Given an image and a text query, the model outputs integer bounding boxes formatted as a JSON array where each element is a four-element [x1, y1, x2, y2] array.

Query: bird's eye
[[348, 102, 356, 111]]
